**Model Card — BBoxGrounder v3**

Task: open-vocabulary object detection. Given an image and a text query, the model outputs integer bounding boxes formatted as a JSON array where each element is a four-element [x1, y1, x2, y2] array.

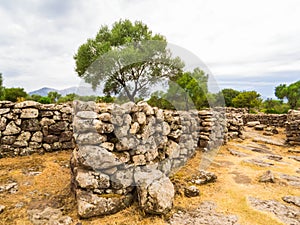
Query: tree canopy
[[3, 87, 28, 102], [74, 19, 184, 101], [232, 91, 262, 109], [275, 81, 300, 109]]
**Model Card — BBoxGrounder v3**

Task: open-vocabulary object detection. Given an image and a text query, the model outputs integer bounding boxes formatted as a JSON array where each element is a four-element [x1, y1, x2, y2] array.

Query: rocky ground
[[0, 127, 299, 224]]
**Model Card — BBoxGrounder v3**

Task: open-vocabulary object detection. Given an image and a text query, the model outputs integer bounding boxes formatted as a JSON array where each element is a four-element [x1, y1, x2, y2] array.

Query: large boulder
[[134, 168, 174, 215], [76, 190, 133, 218]]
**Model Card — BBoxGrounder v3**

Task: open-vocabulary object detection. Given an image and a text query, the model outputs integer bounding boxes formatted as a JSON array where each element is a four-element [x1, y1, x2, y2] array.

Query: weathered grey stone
[[76, 190, 133, 218], [3, 121, 21, 135], [132, 154, 146, 166], [243, 158, 274, 167], [51, 142, 62, 150], [111, 168, 134, 190], [227, 148, 249, 157], [165, 140, 180, 159], [129, 122, 140, 134], [14, 101, 40, 108], [249, 197, 300, 225], [59, 131, 73, 142], [48, 121, 68, 134], [259, 170, 275, 183], [76, 133, 107, 145], [0, 117, 7, 131], [98, 113, 111, 122], [40, 118, 55, 126], [133, 112, 146, 125], [1, 135, 16, 145], [77, 145, 123, 170], [134, 168, 174, 215], [94, 121, 114, 134], [255, 124, 266, 130], [21, 119, 41, 131], [43, 135, 59, 144], [246, 121, 260, 127], [282, 196, 300, 207], [76, 111, 98, 119], [76, 169, 110, 189], [169, 201, 240, 225], [31, 131, 43, 142], [13, 140, 28, 147], [27, 207, 72, 225], [100, 142, 114, 151], [189, 170, 217, 185], [42, 143, 52, 151], [20, 108, 39, 118], [184, 185, 200, 198], [17, 131, 31, 141], [0, 108, 10, 115]]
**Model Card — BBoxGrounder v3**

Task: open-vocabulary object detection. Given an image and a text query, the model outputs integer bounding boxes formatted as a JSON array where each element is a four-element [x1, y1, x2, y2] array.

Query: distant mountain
[[29, 87, 57, 96], [29, 86, 103, 97]]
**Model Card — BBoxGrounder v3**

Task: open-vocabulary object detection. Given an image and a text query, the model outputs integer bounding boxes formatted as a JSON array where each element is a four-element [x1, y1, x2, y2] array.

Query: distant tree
[[147, 92, 175, 110], [38, 96, 51, 104], [261, 98, 289, 114], [47, 91, 61, 103], [220, 88, 241, 107], [232, 91, 262, 110], [57, 93, 76, 103], [163, 68, 209, 110], [74, 19, 184, 102], [275, 81, 300, 109], [0, 73, 4, 100], [28, 94, 43, 102], [4, 88, 28, 102]]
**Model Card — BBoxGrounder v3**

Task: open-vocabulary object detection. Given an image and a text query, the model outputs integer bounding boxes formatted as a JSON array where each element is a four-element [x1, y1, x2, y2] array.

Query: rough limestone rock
[[169, 201, 240, 225], [134, 168, 175, 215], [259, 170, 275, 183], [248, 197, 300, 225], [76, 190, 133, 218], [282, 196, 300, 207], [246, 121, 260, 127], [3, 121, 21, 135], [27, 207, 72, 225], [76, 145, 123, 170], [20, 108, 39, 119], [184, 185, 200, 197], [189, 170, 217, 185]]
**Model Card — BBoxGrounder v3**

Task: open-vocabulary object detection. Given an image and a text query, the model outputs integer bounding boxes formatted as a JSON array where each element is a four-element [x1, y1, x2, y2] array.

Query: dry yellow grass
[[0, 128, 299, 225]]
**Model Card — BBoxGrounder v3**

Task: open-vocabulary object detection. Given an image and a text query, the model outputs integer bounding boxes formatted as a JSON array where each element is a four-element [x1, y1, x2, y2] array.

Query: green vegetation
[[275, 80, 300, 109], [74, 19, 183, 102], [3, 87, 28, 102], [148, 68, 209, 110]]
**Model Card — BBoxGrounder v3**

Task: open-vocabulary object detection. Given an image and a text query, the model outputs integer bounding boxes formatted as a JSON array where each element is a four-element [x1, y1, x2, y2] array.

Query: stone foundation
[[70, 101, 244, 218], [0, 101, 74, 158], [286, 110, 300, 145], [243, 113, 287, 127]]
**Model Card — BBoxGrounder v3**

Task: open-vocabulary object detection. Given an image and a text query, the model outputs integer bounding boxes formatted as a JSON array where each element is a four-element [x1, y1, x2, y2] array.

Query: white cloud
[[0, 0, 299, 97]]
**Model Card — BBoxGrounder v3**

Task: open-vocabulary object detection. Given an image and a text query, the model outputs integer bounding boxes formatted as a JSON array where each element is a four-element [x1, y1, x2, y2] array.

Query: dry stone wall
[[0, 101, 245, 159], [286, 110, 300, 145], [0, 101, 74, 158], [70, 102, 245, 218], [243, 113, 287, 127]]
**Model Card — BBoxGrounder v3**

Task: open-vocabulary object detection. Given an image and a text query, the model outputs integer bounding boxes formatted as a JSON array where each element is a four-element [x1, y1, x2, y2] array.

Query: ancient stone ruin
[[286, 110, 300, 145], [0, 100, 299, 219]]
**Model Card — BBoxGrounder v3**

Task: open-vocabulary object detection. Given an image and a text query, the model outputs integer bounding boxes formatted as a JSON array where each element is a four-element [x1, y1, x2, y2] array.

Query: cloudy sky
[[1, 0, 300, 98]]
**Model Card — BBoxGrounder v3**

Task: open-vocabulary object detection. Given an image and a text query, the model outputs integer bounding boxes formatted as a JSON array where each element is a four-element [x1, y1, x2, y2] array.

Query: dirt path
[[0, 127, 299, 224]]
